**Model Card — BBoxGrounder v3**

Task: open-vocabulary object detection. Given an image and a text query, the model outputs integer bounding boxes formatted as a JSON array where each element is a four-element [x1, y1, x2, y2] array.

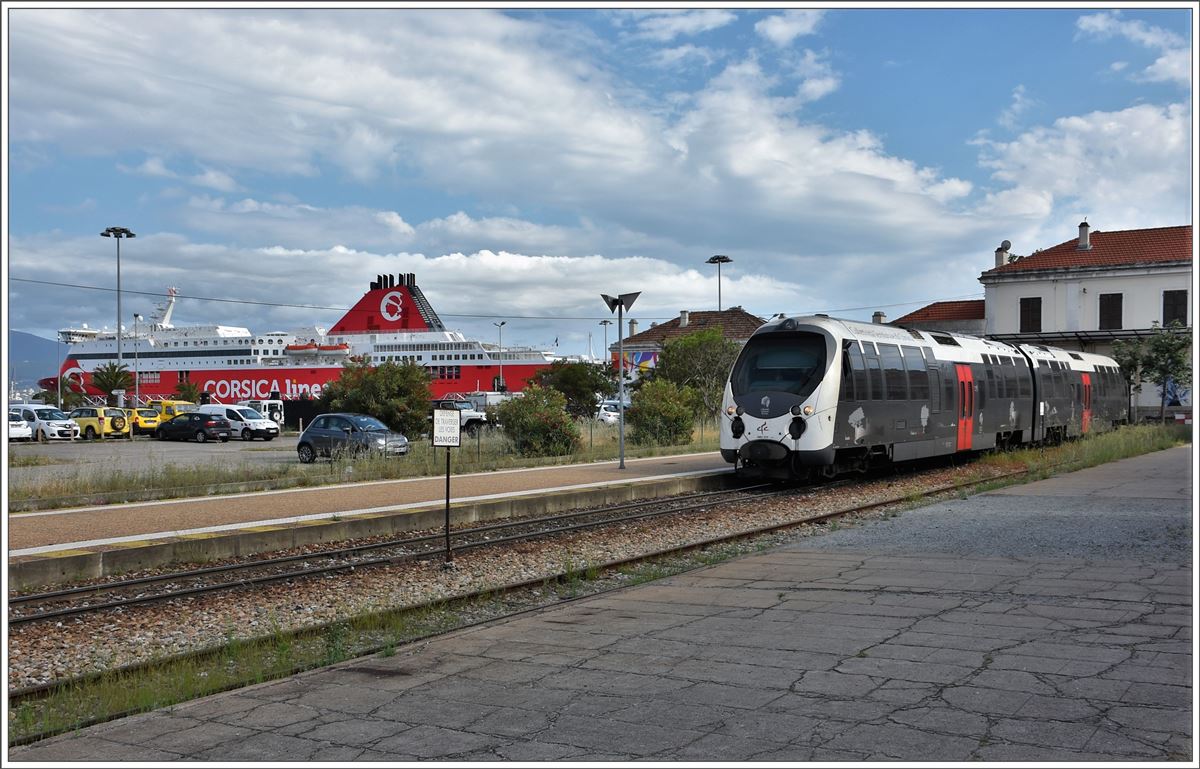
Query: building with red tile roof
[[614, 307, 765, 376], [892, 299, 986, 334]]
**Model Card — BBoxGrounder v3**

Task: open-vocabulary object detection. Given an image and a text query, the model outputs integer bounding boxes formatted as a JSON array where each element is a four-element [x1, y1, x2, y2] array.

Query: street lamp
[[598, 319, 612, 365], [706, 254, 732, 312], [101, 226, 136, 371], [492, 321, 507, 392], [133, 313, 143, 405], [600, 291, 640, 469]]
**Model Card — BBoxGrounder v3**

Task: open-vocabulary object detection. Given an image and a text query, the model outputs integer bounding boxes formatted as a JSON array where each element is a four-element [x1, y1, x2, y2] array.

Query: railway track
[[9, 483, 785, 626], [8, 461, 1038, 747]]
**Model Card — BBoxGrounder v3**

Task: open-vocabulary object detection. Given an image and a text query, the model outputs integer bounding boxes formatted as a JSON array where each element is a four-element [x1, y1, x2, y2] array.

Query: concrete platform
[[9, 446, 1193, 762], [8, 452, 731, 589]]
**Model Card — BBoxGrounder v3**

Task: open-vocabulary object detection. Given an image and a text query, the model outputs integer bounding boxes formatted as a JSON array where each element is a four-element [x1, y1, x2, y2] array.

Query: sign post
[[432, 409, 462, 566]]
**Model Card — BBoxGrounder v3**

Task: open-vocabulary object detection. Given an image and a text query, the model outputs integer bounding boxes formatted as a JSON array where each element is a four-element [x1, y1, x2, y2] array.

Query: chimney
[[679, 310, 689, 327], [995, 240, 1011, 268], [872, 311, 886, 325], [627, 319, 638, 337], [1078, 220, 1091, 250]]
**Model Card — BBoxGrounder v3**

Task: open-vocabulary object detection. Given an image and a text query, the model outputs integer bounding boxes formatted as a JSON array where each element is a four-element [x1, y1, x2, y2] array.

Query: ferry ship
[[44, 274, 560, 403]]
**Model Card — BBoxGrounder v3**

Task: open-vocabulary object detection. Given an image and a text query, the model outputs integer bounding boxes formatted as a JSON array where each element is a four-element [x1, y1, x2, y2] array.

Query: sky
[[3, 3, 1196, 367]]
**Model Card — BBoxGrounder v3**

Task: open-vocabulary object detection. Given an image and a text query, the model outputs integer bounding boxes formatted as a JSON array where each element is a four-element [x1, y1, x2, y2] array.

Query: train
[[719, 314, 1128, 480]]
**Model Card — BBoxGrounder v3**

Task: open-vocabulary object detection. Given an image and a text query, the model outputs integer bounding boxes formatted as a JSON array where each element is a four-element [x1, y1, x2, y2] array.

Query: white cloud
[[1076, 11, 1190, 86], [998, 85, 1036, 130], [755, 10, 824, 47], [652, 44, 716, 69], [626, 10, 736, 42], [793, 49, 840, 103], [974, 102, 1192, 229]]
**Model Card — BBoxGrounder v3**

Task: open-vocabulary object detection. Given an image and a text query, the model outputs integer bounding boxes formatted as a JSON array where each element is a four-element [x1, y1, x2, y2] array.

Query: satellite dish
[[1001, 239, 1012, 250]]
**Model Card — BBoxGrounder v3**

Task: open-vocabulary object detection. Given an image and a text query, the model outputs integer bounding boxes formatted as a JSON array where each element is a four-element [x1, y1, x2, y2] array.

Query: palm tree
[[173, 378, 202, 403], [90, 363, 135, 406]]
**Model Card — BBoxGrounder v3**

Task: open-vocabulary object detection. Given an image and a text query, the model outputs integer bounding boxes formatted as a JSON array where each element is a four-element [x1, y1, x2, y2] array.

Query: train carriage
[[719, 315, 1128, 481]]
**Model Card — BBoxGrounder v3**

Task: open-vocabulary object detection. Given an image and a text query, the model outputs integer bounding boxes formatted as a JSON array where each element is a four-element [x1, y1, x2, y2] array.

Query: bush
[[495, 385, 580, 457], [627, 379, 694, 446]]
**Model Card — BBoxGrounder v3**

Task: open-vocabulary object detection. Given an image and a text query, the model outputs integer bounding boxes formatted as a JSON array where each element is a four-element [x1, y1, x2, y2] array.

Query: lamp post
[[706, 254, 732, 312], [600, 291, 640, 469], [492, 321, 507, 392], [598, 319, 612, 366], [133, 313, 143, 405], [56, 333, 63, 409], [101, 227, 136, 370]]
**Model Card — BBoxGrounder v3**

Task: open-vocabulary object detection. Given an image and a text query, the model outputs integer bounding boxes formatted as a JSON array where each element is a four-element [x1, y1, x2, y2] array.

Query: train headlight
[[790, 405, 802, 416], [725, 405, 737, 416], [802, 405, 814, 416], [730, 417, 745, 438]]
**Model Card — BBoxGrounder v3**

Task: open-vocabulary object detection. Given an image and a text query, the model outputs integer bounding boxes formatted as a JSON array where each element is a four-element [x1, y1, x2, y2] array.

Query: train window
[[929, 367, 942, 412], [902, 347, 929, 400], [840, 348, 854, 400], [930, 333, 960, 346], [944, 368, 955, 409], [864, 348, 884, 401], [878, 344, 907, 400], [730, 332, 827, 398], [985, 368, 997, 399], [848, 344, 869, 401]]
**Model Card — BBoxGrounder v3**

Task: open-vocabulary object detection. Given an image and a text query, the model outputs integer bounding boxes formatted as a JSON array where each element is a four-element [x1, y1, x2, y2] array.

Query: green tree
[[90, 362, 134, 406], [1113, 321, 1192, 422], [173, 378, 202, 403], [1145, 321, 1192, 422], [533, 361, 617, 419], [318, 355, 432, 437], [626, 378, 695, 446], [653, 328, 740, 420], [494, 384, 580, 457]]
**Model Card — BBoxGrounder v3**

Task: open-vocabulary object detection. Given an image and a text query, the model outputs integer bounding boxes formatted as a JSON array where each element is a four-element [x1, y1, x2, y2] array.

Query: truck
[[431, 397, 488, 434]]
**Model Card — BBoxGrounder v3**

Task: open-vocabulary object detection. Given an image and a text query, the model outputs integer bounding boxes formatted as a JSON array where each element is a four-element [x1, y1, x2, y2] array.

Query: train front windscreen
[[730, 332, 827, 399]]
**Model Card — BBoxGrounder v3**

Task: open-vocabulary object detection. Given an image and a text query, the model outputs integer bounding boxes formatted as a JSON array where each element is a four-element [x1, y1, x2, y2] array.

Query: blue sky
[[3, 5, 1195, 363]]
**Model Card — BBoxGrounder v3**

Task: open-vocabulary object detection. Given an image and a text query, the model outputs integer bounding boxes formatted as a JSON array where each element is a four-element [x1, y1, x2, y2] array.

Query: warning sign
[[432, 409, 461, 447]]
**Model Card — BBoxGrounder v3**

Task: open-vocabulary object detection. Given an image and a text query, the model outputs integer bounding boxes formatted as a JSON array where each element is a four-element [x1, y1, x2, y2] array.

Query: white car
[[595, 403, 621, 425], [10, 403, 80, 441], [8, 409, 33, 441]]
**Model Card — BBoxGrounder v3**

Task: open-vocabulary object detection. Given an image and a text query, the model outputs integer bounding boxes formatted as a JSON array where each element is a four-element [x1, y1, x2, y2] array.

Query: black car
[[297, 413, 409, 463], [155, 412, 233, 443]]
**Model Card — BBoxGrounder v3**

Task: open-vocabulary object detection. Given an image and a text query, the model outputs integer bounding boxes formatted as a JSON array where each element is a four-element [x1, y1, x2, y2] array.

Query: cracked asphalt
[[10, 446, 1192, 762]]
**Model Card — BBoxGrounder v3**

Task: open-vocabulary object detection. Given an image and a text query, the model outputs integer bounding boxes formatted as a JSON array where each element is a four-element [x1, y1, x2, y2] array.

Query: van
[[147, 399, 198, 419], [196, 404, 280, 441], [10, 403, 80, 442], [238, 399, 284, 427]]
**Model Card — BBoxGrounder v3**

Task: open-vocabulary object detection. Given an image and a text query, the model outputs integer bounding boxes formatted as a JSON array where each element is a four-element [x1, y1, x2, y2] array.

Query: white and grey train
[[720, 315, 1128, 480]]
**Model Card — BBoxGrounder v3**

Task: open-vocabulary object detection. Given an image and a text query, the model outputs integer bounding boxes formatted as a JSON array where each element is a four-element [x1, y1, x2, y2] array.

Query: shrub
[[495, 385, 580, 457], [627, 379, 694, 446]]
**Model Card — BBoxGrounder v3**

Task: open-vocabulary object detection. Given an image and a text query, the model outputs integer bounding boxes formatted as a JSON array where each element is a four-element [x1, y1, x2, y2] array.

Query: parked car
[[146, 399, 198, 420], [155, 412, 233, 443], [10, 403, 80, 441], [595, 403, 621, 425], [8, 409, 33, 441], [126, 408, 161, 437], [238, 399, 285, 427], [197, 404, 279, 441], [69, 407, 133, 440], [296, 413, 409, 463]]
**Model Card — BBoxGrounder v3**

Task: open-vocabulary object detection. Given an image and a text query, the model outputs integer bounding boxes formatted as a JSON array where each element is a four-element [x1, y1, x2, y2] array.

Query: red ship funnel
[[329, 274, 445, 334]]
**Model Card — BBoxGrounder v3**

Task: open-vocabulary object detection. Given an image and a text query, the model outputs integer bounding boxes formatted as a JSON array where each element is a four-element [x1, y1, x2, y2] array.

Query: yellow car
[[68, 407, 133, 440], [127, 407, 161, 437]]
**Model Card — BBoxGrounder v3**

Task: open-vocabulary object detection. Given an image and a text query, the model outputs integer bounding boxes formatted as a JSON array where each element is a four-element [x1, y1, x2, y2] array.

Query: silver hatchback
[[296, 413, 410, 463]]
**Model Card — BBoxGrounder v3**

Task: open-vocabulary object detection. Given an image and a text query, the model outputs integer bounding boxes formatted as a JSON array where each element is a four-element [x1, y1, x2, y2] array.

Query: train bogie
[[720, 316, 1128, 481]]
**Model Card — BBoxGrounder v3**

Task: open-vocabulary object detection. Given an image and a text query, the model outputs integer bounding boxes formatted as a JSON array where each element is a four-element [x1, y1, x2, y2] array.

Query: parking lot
[[7, 433, 298, 482]]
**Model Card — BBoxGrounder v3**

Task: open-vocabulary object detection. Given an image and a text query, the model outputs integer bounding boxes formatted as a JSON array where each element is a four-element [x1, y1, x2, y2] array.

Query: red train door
[[956, 363, 974, 451], [1081, 373, 1092, 433]]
